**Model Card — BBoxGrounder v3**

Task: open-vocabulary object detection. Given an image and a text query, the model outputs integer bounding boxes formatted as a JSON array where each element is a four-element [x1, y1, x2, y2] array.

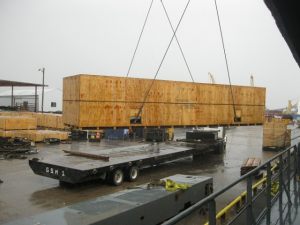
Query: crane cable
[[160, 0, 194, 83], [126, 0, 154, 77], [134, 0, 191, 123], [213, 0, 238, 121]]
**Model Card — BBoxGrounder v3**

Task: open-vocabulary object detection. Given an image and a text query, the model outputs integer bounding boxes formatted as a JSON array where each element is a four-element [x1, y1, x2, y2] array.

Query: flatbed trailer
[[29, 140, 225, 185]]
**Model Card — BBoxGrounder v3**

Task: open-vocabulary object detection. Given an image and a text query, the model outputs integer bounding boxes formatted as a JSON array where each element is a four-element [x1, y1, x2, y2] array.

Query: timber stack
[[63, 74, 266, 128]]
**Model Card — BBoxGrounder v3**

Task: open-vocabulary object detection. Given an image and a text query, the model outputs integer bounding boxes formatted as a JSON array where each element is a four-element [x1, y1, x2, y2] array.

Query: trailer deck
[[29, 141, 223, 184]]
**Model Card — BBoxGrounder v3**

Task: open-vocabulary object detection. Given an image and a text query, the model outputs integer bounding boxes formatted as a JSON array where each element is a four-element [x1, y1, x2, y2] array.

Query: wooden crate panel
[[63, 75, 265, 104], [0, 130, 25, 138], [36, 113, 65, 129], [0, 116, 37, 130], [63, 74, 266, 128], [263, 119, 291, 148], [26, 130, 69, 142], [63, 101, 265, 128], [0, 112, 65, 129], [0, 111, 36, 117]]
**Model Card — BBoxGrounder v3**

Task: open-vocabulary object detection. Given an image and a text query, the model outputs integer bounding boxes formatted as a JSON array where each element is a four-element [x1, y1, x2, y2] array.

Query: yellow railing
[[204, 164, 278, 225]]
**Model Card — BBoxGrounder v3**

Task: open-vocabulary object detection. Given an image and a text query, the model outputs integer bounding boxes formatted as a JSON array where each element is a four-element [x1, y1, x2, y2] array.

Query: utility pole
[[250, 74, 254, 87], [38, 67, 45, 113]]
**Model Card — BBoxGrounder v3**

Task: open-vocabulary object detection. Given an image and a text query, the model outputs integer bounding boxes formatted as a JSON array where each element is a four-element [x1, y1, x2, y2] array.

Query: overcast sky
[[0, 0, 299, 109]]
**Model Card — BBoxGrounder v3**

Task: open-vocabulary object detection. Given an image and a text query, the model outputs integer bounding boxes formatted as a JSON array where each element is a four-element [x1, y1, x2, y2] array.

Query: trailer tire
[[109, 169, 124, 186], [125, 166, 139, 182]]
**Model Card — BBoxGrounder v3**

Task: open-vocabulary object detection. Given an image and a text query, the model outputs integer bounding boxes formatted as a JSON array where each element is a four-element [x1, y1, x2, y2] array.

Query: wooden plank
[[62, 150, 109, 161], [63, 74, 266, 128]]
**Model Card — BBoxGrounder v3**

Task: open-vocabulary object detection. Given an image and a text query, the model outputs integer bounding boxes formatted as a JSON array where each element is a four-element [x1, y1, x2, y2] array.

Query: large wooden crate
[[63, 74, 266, 128], [0, 116, 37, 130], [0, 130, 69, 142], [263, 119, 291, 148]]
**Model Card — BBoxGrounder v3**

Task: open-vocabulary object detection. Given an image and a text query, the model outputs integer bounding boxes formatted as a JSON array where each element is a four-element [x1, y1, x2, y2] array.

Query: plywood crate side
[[65, 75, 266, 105], [0, 116, 37, 130], [56, 115, 65, 129], [74, 102, 264, 128], [63, 75, 81, 101], [24, 130, 69, 142], [63, 101, 80, 127]]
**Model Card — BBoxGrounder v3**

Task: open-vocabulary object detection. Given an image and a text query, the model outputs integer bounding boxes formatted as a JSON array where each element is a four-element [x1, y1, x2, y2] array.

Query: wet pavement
[[0, 126, 300, 224]]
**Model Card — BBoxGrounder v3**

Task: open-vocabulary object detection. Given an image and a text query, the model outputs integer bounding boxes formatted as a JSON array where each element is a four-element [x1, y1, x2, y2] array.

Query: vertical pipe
[[297, 143, 300, 177], [208, 200, 216, 225], [11, 85, 14, 107], [34, 85, 37, 112], [246, 175, 253, 225], [279, 155, 283, 225], [42, 68, 45, 113], [266, 162, 272, 225], [294, 146, 298, 186], [287, 150, 291, 197]]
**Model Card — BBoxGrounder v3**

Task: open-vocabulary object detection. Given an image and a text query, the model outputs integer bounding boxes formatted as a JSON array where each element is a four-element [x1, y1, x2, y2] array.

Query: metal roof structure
[[0, 79, 47, 87], [0, 79, 48, 112]]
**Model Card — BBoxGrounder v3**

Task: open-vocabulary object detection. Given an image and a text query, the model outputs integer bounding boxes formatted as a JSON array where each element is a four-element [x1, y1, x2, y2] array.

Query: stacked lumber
[[0, 130, 69, 142], [0, 116, 37, 130], [263, 118, 291, 149], [63, 75, 266, 128]]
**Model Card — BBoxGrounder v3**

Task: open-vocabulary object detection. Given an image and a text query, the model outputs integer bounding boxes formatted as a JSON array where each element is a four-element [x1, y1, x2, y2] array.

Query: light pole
[[38, 67, 45, 113]]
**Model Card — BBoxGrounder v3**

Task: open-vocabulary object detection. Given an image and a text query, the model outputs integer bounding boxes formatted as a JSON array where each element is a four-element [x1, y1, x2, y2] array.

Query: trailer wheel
[[125, 166, 139, 182], [109, 169, 124, 186]]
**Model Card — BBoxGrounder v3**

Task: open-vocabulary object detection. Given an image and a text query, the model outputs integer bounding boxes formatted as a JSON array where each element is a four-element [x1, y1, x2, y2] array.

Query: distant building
[[0, 88, 62, 112]]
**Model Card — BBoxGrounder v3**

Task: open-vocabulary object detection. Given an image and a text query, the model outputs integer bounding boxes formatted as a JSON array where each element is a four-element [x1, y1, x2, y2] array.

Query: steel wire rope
[[213, 0, 238, 121], [134, 0, 191, 123], [126, 0, 154, 77], [160, 0, 194, 82]]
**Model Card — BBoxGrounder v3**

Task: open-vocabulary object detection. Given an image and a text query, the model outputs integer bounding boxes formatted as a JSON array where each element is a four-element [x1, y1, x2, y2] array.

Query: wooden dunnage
[[63, 74, 266, 128], [241, 157, 261, 175]]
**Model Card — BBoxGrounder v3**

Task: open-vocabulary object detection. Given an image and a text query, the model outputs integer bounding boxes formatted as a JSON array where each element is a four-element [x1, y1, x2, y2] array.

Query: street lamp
[[38, 67, 45, 113]]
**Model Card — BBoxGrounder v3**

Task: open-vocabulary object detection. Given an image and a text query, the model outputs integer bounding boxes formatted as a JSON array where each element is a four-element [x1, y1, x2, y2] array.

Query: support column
[[34, 85, 37, 112], [11, 85, 14, 107]]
